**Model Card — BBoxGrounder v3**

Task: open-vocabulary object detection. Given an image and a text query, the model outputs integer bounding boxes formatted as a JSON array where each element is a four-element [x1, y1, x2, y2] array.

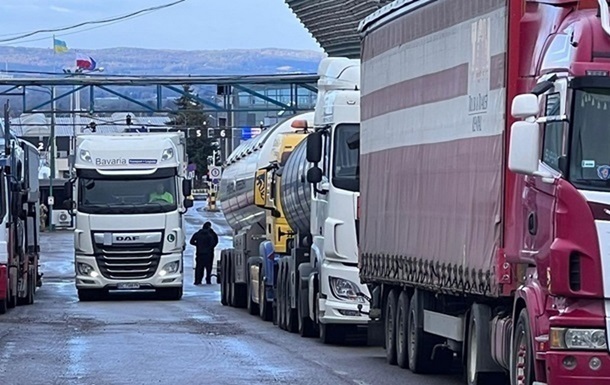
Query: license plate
[[117, 282, 140, 290]]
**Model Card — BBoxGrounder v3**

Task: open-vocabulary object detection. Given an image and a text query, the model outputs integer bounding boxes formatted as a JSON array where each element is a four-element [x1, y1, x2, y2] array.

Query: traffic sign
[[209, 166, 222, 179]]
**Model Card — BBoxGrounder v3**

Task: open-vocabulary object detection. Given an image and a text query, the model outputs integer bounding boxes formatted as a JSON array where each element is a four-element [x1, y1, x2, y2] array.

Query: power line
[[0, 11, 158, 46], [0, 0, 186, 44]]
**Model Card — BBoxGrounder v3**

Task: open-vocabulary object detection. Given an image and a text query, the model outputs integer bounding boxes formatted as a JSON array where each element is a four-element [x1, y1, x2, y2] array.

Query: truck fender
[[298, 263, 314, 321], [512, 278, 548, 381], [310, 242, 323, 270], [308, 269, 319, 321]]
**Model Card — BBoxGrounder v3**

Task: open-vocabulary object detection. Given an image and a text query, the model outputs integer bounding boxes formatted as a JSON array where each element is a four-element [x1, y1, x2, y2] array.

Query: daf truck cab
[[68, 132, 192, 301]]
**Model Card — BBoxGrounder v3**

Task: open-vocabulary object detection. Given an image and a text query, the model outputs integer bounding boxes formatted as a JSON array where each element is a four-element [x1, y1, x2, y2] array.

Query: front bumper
[[75, 253, 183, 289], [546, 351, 610, 384], [318, 260, 369, 326]]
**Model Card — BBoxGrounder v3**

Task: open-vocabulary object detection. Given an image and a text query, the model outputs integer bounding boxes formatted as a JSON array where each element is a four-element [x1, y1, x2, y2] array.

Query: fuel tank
[[279, 137, 311, 235], [219, 112, 314, 232]]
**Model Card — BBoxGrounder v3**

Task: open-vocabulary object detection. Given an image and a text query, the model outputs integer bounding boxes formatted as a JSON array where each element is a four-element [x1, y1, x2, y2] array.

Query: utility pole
[[49, 86, 56, 232]]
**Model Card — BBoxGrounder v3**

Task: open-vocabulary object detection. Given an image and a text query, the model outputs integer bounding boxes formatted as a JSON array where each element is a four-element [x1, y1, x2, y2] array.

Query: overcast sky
[[0, 0, 322, 51]]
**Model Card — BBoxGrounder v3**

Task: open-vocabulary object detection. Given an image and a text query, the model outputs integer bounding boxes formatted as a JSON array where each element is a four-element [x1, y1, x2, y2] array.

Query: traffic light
[[89, 121, 97, 133], [214, 150, 221, 165], [207, 156, 213, 166], [126, 114, 132, 126]]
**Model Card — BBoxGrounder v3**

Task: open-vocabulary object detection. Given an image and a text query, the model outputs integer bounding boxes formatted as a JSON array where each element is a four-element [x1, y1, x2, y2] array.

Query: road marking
[[353, 380, 371, 385]]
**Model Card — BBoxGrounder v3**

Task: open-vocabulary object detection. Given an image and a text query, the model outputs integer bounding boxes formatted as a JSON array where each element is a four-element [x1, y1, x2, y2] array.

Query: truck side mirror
[[508, 121, 540, 175], [182, 179, 192, 197], [183, 198, 194, 209], [511, 94, 539, 119], [306, 131, 322, 163], [307, 166, 323, 184]]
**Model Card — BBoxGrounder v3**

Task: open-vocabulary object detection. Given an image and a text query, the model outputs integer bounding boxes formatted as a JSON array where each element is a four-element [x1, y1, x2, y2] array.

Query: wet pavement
[[0, 201, 463, 385]]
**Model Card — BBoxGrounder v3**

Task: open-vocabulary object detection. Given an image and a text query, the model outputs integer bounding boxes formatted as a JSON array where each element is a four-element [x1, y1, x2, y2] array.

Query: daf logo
[[115, 235, 140, 242]]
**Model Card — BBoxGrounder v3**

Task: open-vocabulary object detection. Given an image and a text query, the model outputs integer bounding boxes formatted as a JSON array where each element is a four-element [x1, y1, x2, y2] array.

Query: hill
[[0, 46, 327, 76]]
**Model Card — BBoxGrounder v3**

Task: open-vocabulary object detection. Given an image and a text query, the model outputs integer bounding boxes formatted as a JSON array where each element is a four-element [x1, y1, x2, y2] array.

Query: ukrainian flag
[[53, 37, 68, 54]]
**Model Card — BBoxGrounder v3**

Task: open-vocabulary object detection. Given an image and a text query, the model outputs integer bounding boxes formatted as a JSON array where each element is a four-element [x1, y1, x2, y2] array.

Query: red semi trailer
[[358, 0, 610, 384]]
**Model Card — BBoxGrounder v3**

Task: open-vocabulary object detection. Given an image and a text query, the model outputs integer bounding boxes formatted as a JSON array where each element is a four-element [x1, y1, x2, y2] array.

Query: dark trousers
[[195, 254, 214, 284]]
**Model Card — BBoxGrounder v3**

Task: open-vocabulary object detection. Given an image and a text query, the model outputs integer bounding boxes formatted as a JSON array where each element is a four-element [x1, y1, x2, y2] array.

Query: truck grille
[[94, 244, 162, 280]]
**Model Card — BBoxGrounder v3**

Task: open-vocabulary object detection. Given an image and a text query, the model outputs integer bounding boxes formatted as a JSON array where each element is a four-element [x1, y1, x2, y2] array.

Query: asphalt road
[[0, 202, 464, 385]]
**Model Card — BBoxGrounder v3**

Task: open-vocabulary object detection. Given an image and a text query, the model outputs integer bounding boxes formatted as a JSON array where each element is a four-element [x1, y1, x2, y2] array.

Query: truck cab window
[[569, 88, 610, 189], [542, 92, 565, 172], [332, 123, 359, 192]]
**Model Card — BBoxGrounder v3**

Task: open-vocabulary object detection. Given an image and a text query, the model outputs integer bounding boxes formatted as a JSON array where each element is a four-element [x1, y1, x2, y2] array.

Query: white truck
[[300, 57, 369, 341], [219, 57, 369, 343], [67, 132, 193, 301]]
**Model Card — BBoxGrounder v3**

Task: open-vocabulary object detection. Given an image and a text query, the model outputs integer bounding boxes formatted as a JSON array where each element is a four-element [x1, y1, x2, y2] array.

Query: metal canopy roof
[[285, 0, 387, 58]]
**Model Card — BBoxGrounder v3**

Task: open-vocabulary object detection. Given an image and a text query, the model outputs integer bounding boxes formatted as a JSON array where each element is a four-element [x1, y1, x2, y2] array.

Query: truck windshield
[[78, 176, 177, 214], [569, 88, 610, 190], [333, 123, 359, 192]]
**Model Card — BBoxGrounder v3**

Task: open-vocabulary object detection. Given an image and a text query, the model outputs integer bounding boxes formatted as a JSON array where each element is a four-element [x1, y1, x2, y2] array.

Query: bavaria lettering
[[95, 158, 127, 166]]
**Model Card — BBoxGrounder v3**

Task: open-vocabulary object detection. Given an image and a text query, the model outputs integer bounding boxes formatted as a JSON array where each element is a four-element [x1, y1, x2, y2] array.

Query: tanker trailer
[[218, 112, 314, 308]]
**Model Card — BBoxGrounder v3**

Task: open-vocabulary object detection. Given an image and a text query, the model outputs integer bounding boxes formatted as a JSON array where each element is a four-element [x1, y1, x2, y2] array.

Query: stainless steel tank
[[219, 112, 314, 232], [280, 137, 311, 235]]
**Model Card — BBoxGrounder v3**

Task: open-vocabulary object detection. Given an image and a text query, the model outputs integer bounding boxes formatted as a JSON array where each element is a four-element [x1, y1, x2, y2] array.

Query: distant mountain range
[[0, 46, 327, 77]]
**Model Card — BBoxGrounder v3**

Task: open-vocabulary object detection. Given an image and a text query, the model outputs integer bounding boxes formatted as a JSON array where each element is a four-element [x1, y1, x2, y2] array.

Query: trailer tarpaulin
[[359, 0, 508, 296]]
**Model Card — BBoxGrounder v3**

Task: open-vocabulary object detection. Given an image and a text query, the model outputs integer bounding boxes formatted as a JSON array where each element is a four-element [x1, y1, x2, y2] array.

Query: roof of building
[[284, 0, 387, 58]]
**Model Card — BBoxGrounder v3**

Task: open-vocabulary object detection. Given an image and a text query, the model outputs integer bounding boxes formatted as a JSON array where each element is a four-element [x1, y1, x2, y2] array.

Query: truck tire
[[220, 256, 228, 306], [297, 281, 315, 337], [246, 268, 258, 316], [0, 295, 7, 314], [259, 268, 272, 321], [396, 290, 410, 368], [407, 290, 436, 374], [319, 323, 344, 345], [466, 303, 507, 385], [385, 289, 399, 365], [286, 268, 298, 333], [511, 308, 535, 385], [78, 289, 103, 302], [277, 260, 286, 330]]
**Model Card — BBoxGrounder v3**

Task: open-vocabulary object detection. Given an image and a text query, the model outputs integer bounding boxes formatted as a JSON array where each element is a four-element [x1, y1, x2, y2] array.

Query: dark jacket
[[190, 228, 219, 257]]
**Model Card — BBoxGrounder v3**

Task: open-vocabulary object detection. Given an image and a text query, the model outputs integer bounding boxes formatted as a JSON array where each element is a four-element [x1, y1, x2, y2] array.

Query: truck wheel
[[246, 268, 258, 316], [277, 261, 286, 330], [159, 287, 183, 301], [0, 294, 7, 314], [511, 308, 535, 385], [7, 288, 16, 309], [466, 304, 507, 384], [286, 270, 298, 333], [78, 289, 103, 302], [21, 270, 35, 306], [407, 290, 435, 374], [298, 286, 315, 337], [385, 289, 399, 365], [220, 256, 228, 306], [259, 268, 272, 321], [396, 290, 410, 368]]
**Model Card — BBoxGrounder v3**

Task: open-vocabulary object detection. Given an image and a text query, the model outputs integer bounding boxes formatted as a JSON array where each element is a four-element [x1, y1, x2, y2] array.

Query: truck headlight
[[161, 148, 174, 161], [77, 263, 99, 278], [329, 276, 366, 303], [79, 149, 92, 163], [159, 261, 180, 276], [550, 327, 608, 350]]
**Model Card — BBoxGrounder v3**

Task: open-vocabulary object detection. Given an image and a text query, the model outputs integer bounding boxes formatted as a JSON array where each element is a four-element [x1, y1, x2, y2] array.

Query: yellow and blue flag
[[53, 37, 68, 54]]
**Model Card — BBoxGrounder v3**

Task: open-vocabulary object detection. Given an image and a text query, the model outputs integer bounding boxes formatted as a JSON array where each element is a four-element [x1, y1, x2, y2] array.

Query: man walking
[[189, 221, 219, 285]]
